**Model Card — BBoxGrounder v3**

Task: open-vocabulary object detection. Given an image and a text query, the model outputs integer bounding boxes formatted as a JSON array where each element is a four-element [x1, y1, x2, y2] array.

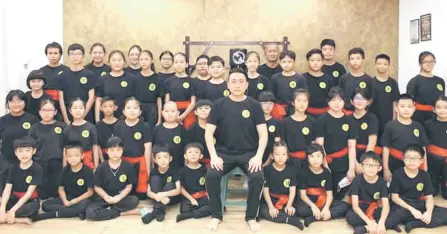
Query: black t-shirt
[[271, 73, 307, 105], [97, 73, 136, 118], [134, 73, 161, 103], [84, 63, 111, 77], [58, 165, 94, 199], [179, 165, 207, 194], [62, 122, 98, 151], [370, 77, 400, 137], [349, 175, 388, 203], [280, 116, 315, 153], [193, 78, 210, 100], [390, 168, 433, 204], [150, 167, 180, 187], [257, 64, 283, 79], [424, 119, 447, 160], [303, 72, 334, 108], [381, 120, 429, 151], [200, 81, 229, 102], [407, 75, 445, 106], [350, 112, 379, 146], [29, 121, 66, 161], [152, 124, 186, 168], [247, 75, 271, 99], [7, 162, 43, 194], [315, 113, 358, 171], [209, 97, 265, 155], [59, 68, 97, 105], [264, 118, 281, 160], [322, 62, 346, 86], [299, 166, 332, 203], [39, 64, 69, 91], [94, 160, 137, 196], [25, 91, 51, 119], [113, 120, 152, 157], [164, 76, 196, 102], [0, 113, 38, 161], [96, 120, 118, 149], [124, 67, 142, 76], [264, 164, 297, 195], [338, 73, 374, 110], [186, 123, 210, 160]]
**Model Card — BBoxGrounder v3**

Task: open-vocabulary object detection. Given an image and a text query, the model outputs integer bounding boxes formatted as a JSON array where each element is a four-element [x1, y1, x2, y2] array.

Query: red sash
[[343, 109, 353, 116], [306, 187, 327, 209], [176, 101, 196, 129], [348, 196, 381, 220], [356, 144, 383, 155], [13, 191, 38, 200], [389, 147, 425, 170], [83, 150, 95, 169], [307, 106, 329, 116], [200, 158, 211, 168], [123, 156, 149, 193], [270, 193, 289, 210], [45, 89, 59, 101], [415, 102, 433, 112], [191, 190, 208, 199], [272, 104, 287, 120], [290, 151, 306, 160], [326, 147, 349, 164], [427, 144, 447, 158]]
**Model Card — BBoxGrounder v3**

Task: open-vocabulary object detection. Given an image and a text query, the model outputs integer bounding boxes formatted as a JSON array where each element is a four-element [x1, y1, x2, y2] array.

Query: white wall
[[398, 0, 447, 93], [0, 0, 63, 115]]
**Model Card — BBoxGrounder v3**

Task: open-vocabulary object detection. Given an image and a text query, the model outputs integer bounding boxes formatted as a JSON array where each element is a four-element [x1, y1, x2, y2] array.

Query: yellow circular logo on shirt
[[80, 77, 88, 84], [173, 136, 182, 144], [134, 132, 142, 140], [342, 124, 349, 131], [25, 176, 32, 184], [257, 83, 264, 90], [77, 179, 84, 186], [359, 82, 367, 88], [283, 178, 291, 188], [199, 177, 206, 185], [319, 82, 327, 89], [302, 127, 310, 135], [289, 81, 297, 88], [361, 122, 368, 130], [385, 86, 392, 93], [121, 81, 128, 88], [167, 176, 172, 183], [119, 174, 127, 183], [268, 125, 276, 133], [101, 71, 107, 76], [416, 183, 424, 191], [149, 83, 156, 91], [242, 110, 251, 118], [373, 192, 380, 200], [333, 71, 340, 78], [58, 71, 64, 75], [321, 180, 326, 187], [413, 129, 420, 137], [82, 130, 90, 138], [54, 127, 62, 134], [437, 84, 443, 91], [22, 122, 31, 130], [183, 82, 190, 89], [223, 90, 230, 97]]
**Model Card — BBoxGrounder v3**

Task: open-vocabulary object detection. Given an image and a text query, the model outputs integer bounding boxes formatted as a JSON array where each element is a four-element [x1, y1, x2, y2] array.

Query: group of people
[[0, 38, 447, 234]]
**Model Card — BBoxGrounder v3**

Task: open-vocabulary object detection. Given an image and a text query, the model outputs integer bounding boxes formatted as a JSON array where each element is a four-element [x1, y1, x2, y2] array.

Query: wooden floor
[[3, 178, 447, 234]]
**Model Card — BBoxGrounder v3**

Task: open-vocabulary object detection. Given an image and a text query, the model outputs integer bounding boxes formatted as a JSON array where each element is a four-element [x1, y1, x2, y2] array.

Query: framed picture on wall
[[410, 19, 419, 44], [420, 14, 432, 41]]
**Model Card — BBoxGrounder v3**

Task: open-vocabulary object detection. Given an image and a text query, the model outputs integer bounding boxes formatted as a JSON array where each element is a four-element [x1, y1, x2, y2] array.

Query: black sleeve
[[325, 171, 333, 191], [143, 123, 152, 143], [348, 117, 358, 140], [173, 170, 180, 182], [90, 125, 99, 145], [393, 80, 400, 101], [190, 79, 196, 97], [97, 77, 105, 97], [349, 177, 360, 196], [380, 180, 389, 198], [151, 126, 158, 144], [368, 114, 379, 136], [208, 101, 221, 126], [298, 171, 306, 190], [289, 168, 297, 187], [262, 76, 272, 92], [251, 101, 266, 126], [299, 75, 307, 90], [85, 168, 94, 188], [264, 168, 270, 188], [380, 123, 392, 147], [31, 164, 44, 186], [57, 168, 67, 187], [315, 117, 325, 138], [389, 175, 400, 194], [418, 125, 430, 147], [340, 64, 347, 76], [62, 127, 69, 148], [423, 173, 434, 196], [5, 165, 15, 184], [164, 79, 171, 95], [93, 165, 104, 187], [406, 77, 417, 98]]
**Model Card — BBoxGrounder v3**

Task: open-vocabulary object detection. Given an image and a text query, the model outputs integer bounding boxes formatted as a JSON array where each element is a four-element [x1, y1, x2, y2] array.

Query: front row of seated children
[[2, 136, 447, 233]]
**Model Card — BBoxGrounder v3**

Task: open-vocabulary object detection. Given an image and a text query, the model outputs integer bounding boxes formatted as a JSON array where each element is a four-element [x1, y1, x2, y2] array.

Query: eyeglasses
[[422, 61, 436, 65], [362, 163, 380, 169], [404, 157, 422, 162]]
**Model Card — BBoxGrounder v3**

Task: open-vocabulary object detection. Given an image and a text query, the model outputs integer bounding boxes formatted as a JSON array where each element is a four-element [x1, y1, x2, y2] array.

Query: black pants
[[260, 204, 297, 224], [141, 102, 158, 130], [346, 205, 395, 229], [206, 151, 264, 221], [0, 158, 14, 194], [3, 198, 40, 217], [37, 159, 62, 199], [149, 174, 181, 212], [85, 195, 139, 221], [180, 197, 210, 218], [42, 197, 91, 218], [330, 171, 349, 200], [427, 154, 447, 198], [387, 203, 447, 228], [296, 200, 348, 219]]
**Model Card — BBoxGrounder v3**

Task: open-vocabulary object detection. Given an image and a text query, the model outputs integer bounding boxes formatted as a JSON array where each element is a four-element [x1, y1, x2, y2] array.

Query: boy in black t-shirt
[[142, 144, 181, 224], [85, 137, 141, 221], [388, 144, 447, 233], [176, 143, 210, 222], [186, 99, 213, 167], [320, 39, 346, 86], [0, 138, 42, 224], [96, 97, 118, 161], [31, 142, 94, 221]]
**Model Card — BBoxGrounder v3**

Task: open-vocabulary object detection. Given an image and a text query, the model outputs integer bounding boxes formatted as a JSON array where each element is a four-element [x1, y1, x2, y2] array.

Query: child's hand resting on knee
[[190, 198, 198, 206], [321, 207, 331, 220], [285, 205, 295, 216], [311, 205, 321, 220], [161, 197, 170, 205], [268, 206, 279, 218]]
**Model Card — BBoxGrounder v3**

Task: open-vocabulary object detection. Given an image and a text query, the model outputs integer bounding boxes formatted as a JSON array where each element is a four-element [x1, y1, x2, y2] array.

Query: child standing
[[25, 70, 50, 119], [200, 56, 230, 102], [320, 39, 346, 86], [84, 43, 111, 77], [95, 97, 118, 161], [245, 51, 271, 99], [258, 91, 281, 165], [186, 99, 213, 167], [124, 45, 143, 75]]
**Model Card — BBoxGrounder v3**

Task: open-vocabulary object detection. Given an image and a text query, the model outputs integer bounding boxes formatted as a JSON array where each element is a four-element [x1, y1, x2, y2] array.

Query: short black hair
[[273, 140, 288, 153], [184, 142, 204, 153], [351, 87, 372, 101], [45, 42, 63, 55], [153, 144, 171, 156], [195, 99, 213, 110], [26, 70, 47, 89], [279, 50, 296, 61], [375, 54, 390, 63], [434, 95, 447, 107], [100, 96, 117, 106], [359, 151, 382, 165], [397, 93, 414, 103], [228, 68, 248, 81], [107, 137, 124, 148], [306, 49, 323, 60], [327, 86, 345, 102], [159, 51, 174, 61], [320, 39, 336, 49], [293, 89, 310, 101], [419, 51, 436, 65], [128, 45, 142, 54], [208, 56, 225, 66], [64, 141, 84, 152], [403, 143, 425, 159], [6, 90, 26, 108], [348, 47, 365, 59], [90, 43, 106, 54], [196, 54, 210, 63], [68, 98, 86, 109], [68, 43, 85, 55], [306, 143, 326, 157], [14, 137, 37, 150], [257, 91, 276, 102]]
